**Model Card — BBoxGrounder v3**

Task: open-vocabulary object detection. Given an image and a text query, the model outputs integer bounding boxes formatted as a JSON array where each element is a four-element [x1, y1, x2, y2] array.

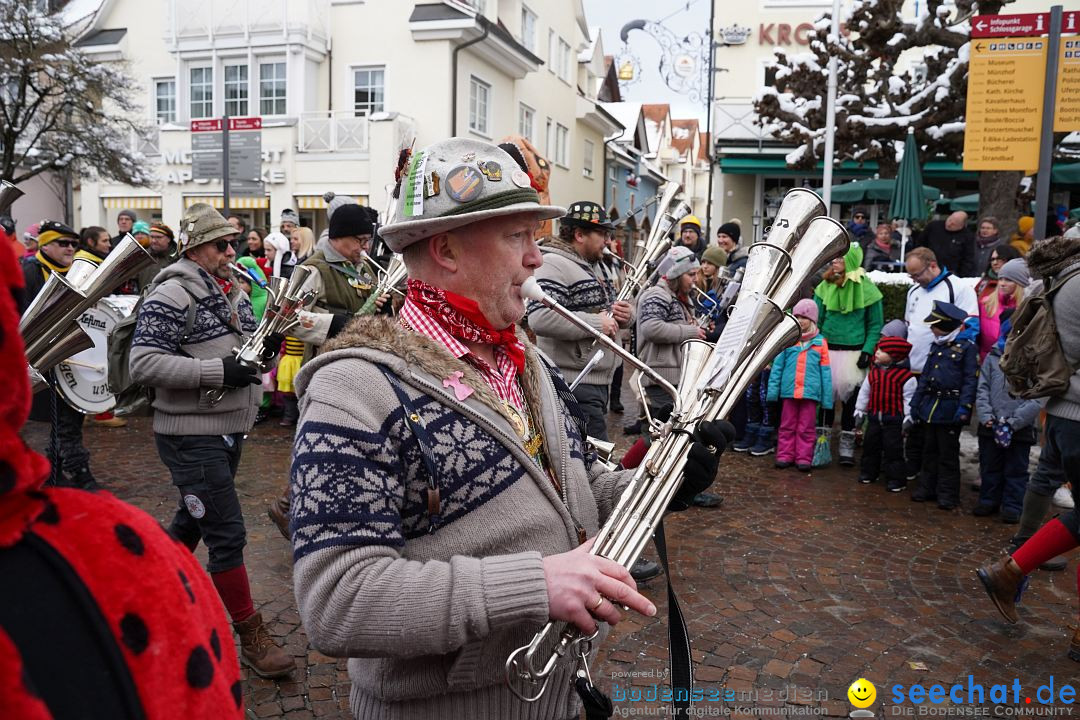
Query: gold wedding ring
[[588, 595, 604, 612]]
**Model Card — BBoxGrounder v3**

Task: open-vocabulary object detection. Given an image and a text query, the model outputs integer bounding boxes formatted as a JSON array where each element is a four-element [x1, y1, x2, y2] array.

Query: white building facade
[[72, 0, 620, 234]]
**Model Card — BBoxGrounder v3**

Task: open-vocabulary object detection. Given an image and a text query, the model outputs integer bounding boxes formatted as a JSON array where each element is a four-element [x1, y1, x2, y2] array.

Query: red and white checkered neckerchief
[[400, 279, 526, 411]]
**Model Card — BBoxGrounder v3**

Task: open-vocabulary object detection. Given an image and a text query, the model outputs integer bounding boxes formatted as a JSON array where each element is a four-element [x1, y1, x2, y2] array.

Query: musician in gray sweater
[[527, 201, 633, 441], [290, 138, 725, 719], [129, 202, 295, 679]]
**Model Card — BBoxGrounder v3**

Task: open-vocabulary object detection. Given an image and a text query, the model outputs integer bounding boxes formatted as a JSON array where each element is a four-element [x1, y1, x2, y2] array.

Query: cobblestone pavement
[[22, 411, 1079, 719]]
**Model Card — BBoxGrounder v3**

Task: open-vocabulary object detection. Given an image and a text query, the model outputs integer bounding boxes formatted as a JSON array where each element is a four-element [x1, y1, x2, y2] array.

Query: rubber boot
[[234, 612, 295, 678]]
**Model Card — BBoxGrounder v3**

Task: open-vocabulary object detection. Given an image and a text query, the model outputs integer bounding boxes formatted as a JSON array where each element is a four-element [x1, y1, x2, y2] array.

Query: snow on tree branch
[[753, 0, 1012, 175], [0, 0, 153, 186]]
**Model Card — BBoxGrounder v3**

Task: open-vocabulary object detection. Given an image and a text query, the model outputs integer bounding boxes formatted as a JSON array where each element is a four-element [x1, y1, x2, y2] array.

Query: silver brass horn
[[506, 187, 839, 705], [0, 179, 25, 216]]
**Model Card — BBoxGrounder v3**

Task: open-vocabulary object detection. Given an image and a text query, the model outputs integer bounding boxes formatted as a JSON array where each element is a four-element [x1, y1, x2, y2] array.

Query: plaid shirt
[[400, 298, 526, 411]]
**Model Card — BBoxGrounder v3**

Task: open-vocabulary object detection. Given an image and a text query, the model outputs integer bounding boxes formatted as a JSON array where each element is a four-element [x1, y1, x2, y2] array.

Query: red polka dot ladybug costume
[[0, 223, 243, 718]]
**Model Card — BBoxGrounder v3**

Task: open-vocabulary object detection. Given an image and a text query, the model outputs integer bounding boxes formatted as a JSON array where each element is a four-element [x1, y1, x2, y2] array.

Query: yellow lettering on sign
[[963, 36, 1047, 171], [1054, 37, 1080, 131]]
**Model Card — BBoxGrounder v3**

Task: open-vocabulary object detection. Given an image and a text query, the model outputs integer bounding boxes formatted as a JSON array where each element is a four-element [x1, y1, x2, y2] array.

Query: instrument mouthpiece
[[519, 277, 546, 303]]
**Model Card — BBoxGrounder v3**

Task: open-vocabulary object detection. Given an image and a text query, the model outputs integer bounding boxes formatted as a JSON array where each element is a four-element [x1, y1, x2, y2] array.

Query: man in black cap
[[527, 201, 633, 442], [909, 299, 978, 510], [267, 202, 386, 536]]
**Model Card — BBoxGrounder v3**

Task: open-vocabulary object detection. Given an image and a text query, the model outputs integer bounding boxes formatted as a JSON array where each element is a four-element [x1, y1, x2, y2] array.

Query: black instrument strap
[[653, 518, 694, 719], [376, 364, 442, 530]]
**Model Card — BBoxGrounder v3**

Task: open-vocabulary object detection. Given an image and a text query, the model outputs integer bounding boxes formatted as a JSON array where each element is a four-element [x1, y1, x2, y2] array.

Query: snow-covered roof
[[579, 25, 600, 62], [59, 0, 104, 35], [602, 101, 644, 145], [669, 118, 699, 159]]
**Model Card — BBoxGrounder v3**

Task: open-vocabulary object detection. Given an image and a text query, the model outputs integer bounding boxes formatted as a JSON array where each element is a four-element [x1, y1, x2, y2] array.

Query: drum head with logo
[[53, 295, 139, 414]]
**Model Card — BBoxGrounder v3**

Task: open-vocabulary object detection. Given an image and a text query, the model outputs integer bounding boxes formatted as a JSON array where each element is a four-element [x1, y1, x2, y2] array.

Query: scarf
[[800, 322, 819, 341], [814, 244, 883, 314], [1027, 234, 1080, 280], [873, 236, 892, 253], [976, 233, 1000, 250], [213, 274, 233, 297], [34, 250, 69, 277], [406, 279, 526, 372]]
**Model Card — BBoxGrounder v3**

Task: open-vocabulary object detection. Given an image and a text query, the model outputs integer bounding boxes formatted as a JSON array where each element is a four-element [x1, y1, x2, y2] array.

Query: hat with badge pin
[[561, 200, 614, 232], [924, 300, 967, 333], [378, 137, 565, 252]]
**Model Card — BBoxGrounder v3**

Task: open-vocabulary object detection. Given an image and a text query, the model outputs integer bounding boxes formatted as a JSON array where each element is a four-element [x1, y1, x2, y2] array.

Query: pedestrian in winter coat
[[1010, 216, 1035, 255], [863, 222, 900, 270], [854, 335, 917, 492], [915, 212, 977, 277], [973, 318, 1044, 522], [846, 208, 873, 249], [814, 242, 884, 465], [978, 258, 1029, 361], [768, 298, 833, 472], [975, 244, 1021, 302], [910, 300, 979, 510], [716, 222, 748, 273], [973, 216, 1007, 278]]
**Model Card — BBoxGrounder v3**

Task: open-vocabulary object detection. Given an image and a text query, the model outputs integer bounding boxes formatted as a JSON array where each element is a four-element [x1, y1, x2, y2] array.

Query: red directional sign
[[971, 12, 1079, 38], [190, 119, 222, 132], [190, 117, 262, 132]]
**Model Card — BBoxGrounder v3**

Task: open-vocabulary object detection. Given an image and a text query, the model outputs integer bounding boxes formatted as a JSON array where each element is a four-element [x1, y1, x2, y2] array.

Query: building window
[[259, 62, 287, 116], [353, 66, 385, 116], [468, 76, 490, 136], [545, 117, 553, 157], [189, 66, 213, 119], [521, 6, 537, 52], [518, 103, 535, 143], [154, 79, 176, 124], [558, 38, 572, 83], [583, 139, 594, 178], [224, 64, 248, 117], [548, 30, 556, 72], [555, 123, 569, 167]]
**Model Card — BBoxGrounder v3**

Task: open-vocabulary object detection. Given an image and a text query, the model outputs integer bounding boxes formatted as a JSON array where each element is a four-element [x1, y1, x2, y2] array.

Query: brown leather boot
[[267, 491, 290, 540], [234, 612, 295, 678], [1069, 626, 1080, 662], [976, 556, 1025, 624]]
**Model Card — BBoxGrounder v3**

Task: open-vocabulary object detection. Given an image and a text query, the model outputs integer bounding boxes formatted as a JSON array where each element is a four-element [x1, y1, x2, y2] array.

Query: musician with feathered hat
[[288, 137, 728, 719]]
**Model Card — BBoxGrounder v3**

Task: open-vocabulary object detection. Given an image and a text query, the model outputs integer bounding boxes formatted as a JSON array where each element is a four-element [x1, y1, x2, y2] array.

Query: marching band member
[[129, 203, 294, 679], [265, 201, 385, 536], [289, 138, 725, 719], [20, 220, 99, 489], [526, 201, 632, 442]]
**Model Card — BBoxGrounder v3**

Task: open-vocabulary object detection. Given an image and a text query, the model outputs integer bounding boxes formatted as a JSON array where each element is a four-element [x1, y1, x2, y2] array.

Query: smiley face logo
[[848, 678, 876, 709]]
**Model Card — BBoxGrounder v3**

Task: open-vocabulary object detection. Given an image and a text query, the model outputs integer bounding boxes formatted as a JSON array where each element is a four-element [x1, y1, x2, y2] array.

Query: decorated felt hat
[[378, 137, 565, 252], [177, 203, 236, 254], [562, 201, 614, 231]]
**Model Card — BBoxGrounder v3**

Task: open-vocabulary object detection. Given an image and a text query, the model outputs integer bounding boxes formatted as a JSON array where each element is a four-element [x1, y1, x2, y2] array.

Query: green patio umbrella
[[821, 177, 939, 203], [889, 128, 930, 260], [947, 193, 980, 213]]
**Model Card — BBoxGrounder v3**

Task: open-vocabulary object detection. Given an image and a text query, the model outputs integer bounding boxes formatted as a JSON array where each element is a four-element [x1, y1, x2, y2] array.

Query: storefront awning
[[295, 194, 368, 210], [720, 156, 1080, 182], [183, 196, 269, 209], [102, 196, 162, 209]]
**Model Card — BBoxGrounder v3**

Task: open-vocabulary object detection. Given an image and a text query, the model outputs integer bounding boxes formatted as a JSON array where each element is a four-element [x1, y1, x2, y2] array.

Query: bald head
[[945, 212, 968, 232]]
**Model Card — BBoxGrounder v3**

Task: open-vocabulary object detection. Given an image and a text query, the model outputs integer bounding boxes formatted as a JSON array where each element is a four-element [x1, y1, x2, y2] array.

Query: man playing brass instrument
[[527, 201, 632, 442], [289, 138, 727, 719]]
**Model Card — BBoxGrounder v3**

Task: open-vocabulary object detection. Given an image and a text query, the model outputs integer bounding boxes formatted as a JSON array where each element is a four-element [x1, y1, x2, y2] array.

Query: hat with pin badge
[[561, 201, 614, 232], [378, 137, 565, 252]]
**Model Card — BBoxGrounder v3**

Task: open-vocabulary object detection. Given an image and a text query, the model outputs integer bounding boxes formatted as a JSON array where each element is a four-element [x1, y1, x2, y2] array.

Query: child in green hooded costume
[[236, 256, 268, 321], [814, 242, 884, 466]]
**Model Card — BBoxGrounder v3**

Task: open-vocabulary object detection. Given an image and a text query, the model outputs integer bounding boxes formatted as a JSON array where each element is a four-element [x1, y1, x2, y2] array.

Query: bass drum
[[53, 295, 140, 414]]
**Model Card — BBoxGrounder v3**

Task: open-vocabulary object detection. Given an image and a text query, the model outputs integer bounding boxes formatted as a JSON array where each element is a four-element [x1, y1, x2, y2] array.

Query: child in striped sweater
[[854, 335, 917, 492]]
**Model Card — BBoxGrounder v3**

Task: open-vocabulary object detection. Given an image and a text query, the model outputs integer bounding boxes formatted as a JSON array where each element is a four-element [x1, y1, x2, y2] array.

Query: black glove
[[221, 356, 259, 388], [856, 351, 872, 370], [327, 313, 349, 339], [260, 332, 286, 360], [670, 420, 735, 511]]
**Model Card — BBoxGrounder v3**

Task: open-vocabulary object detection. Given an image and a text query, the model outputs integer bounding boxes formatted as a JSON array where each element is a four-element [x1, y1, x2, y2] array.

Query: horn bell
[[677, 339, 714, 406], [28, 323, 94, 385], [770, 216, 852, 312], [709, 314, 802, 421], [0, 179, 25, 216], [760, 187, 826, 253], [74, 234, 155, 297], [19, 271, 86, 354]]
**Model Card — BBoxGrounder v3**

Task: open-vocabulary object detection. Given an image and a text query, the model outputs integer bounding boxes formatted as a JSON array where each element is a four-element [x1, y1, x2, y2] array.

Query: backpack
[[1000, 267, 1080, 399], [106, 281, 197, 416]]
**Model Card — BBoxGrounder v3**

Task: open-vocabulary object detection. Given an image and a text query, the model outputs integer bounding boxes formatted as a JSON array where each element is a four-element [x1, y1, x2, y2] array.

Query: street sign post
[[189, 117, 265, 214]]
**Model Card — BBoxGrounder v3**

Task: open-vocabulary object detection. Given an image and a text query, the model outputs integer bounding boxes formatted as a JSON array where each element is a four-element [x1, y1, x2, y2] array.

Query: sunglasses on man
[[53, 239, 79, 248], [213, 238, 239, 253]]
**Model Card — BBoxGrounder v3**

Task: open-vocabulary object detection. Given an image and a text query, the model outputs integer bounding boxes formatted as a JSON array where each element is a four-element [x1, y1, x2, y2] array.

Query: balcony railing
[[297, 111, 369, 153], [712, 98, 769, 142], [167, 0, 330, 46], [132, 126, 160, 157]]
